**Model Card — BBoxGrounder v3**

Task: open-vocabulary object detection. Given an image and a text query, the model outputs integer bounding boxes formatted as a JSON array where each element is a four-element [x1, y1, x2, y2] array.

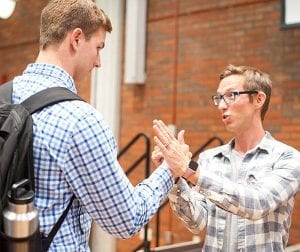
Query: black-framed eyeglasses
[[212, 90, 258, 106]]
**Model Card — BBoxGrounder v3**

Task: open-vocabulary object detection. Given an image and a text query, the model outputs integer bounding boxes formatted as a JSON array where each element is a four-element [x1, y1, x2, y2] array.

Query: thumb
[[177, 130, 185, 144]]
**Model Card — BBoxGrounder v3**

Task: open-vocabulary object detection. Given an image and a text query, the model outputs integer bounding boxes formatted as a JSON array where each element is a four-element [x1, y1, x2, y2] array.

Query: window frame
[[281, 0, 300, 29]]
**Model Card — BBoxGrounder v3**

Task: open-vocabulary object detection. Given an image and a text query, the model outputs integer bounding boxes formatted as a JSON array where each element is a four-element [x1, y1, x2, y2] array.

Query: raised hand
[[152, 119, 191, 178]]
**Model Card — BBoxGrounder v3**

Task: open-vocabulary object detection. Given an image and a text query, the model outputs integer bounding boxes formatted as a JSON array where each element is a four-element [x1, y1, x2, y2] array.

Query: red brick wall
[[1, 0, 300, 251]]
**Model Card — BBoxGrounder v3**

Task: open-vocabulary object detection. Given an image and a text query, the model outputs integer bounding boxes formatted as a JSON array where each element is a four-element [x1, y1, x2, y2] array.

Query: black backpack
[[0, 81, 84, 251]]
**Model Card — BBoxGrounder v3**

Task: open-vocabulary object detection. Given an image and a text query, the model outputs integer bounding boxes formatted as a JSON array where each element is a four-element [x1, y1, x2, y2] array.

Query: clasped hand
[[152, 119, 192, 178]]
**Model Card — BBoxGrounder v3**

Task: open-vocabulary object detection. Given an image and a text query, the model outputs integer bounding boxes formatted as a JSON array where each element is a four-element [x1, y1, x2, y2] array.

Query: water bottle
[[2, 179, 41, 252]]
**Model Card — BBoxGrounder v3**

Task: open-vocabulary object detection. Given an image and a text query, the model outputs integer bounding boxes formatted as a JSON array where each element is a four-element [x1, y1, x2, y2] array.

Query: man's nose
[[218, 98, 228, 109]]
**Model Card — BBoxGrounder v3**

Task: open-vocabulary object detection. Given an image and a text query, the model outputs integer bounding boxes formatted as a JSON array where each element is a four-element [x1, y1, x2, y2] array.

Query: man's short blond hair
[[40, 0, 112, 49]]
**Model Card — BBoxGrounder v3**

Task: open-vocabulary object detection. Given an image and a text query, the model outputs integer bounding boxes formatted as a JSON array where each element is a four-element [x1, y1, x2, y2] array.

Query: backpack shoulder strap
[[41, 195, 75, 251], [21, 87, 84, 114], [0, 82, 84, 112], [0, 80, 13, 103]]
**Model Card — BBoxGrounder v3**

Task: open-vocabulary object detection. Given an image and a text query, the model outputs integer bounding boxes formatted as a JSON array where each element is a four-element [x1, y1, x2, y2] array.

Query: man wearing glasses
[[152, 64, 300, 251]]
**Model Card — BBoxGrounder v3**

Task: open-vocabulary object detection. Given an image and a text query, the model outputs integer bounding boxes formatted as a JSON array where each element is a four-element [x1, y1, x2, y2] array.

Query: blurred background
[[0, 0, 299, 251]]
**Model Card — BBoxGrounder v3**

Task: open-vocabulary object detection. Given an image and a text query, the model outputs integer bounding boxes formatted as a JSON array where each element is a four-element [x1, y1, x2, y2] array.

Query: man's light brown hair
[[40, 0, 112, 49], [220, 64, 272, 121]]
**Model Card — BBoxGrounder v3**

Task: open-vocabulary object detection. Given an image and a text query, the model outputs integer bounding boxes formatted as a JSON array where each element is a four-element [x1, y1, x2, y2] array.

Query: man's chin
[[224, 124, 235, 133]]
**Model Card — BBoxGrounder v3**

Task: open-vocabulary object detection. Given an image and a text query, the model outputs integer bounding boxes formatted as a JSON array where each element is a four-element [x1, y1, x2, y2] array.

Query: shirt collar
[[23, 63, 77, 93], [215, 131, 274, 158]]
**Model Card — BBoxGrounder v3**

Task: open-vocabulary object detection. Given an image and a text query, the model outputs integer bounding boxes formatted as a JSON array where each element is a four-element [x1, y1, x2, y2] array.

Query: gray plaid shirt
[[169, 132, 300, 252]]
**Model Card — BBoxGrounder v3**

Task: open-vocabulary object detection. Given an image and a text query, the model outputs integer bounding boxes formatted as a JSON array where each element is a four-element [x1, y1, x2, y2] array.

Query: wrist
[[182, 160, 198, 179], [186, 172, 199, 186], [182, 160, 199, 185]]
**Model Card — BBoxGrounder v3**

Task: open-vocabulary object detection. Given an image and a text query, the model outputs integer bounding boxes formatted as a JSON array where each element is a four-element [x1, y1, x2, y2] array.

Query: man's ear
[[70, 28, 84, 51], [255, 91, 266, 109]]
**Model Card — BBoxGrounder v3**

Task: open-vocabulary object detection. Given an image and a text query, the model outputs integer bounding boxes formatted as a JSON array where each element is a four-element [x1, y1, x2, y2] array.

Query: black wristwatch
[[182, 160, 199, 180]]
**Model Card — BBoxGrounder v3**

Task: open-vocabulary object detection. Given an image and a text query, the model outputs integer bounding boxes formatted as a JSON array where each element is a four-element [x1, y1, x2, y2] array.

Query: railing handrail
[[117, 132, 151, 252], [191, 136, 224, 159]]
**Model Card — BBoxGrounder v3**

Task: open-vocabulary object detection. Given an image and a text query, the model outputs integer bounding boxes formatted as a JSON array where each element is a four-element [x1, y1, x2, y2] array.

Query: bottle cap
[[7, 179, 34, 204]]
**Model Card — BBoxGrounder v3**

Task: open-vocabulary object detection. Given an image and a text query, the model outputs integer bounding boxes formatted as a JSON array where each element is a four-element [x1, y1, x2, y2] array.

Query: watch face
[[189, 160, 198, 171]]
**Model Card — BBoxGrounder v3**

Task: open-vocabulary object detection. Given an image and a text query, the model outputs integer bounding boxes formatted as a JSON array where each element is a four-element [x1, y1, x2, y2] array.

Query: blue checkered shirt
[[12, 63, 173, 251], [168, 133, 300, 252]]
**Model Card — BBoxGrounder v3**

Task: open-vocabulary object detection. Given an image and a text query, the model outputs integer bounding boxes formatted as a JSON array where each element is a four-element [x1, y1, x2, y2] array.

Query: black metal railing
[[154, 136, 224, 247], [117, 132, 151, 252]]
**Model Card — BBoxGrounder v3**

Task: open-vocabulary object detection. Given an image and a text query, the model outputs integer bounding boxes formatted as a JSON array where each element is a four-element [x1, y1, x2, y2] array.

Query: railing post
[[142, 134, 150, 251]]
